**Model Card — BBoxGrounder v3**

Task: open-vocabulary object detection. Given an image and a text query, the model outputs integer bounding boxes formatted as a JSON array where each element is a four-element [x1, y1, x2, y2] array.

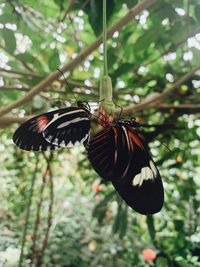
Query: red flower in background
[[92, 183, 103, 193], [142, 248, 156, 262]]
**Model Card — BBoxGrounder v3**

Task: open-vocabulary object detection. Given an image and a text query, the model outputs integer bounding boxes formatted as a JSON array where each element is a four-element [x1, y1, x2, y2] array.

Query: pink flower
[[92, 183, 103, 193], [142, 248, 156, 262]]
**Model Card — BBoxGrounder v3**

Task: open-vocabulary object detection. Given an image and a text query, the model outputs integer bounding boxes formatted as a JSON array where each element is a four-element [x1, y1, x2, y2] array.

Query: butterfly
[[86, 118, 164, 215], [13, 101, 91, 151]]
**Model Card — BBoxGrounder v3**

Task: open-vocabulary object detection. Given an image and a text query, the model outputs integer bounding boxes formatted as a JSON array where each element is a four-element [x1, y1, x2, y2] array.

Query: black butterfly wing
[[42, 109, 90, 147], [87, 127, 132, 180], [87, 128, 115, 180], [13, 107, 77, 151], [112, 126, 164, 215]]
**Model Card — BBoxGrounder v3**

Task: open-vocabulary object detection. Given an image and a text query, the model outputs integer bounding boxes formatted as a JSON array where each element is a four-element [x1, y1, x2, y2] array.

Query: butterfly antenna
[[112, 99, 123, 119], [57, 68, 78, 104], [161, 143, 172, 152], [99, 98, 105, 103]]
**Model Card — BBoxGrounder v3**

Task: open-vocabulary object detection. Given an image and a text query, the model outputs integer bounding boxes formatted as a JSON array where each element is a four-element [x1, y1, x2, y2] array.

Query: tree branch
[[156, 103, 200, 113], [0, 115, 32, 128], [0, 79, 97, 92], [122, 65, 200, 115], [0, 68, 98, 90], [0, 67, 42, 78], [0, 0, 158, 117]]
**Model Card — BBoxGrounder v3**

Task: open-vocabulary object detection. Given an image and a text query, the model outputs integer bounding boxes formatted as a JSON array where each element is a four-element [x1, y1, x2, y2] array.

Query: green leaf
[[16, 52, 35, 63], [191, 48, 200, 66], [124, 0, 138, 8], [156, 257, 169, 267], [194, 4, 200, 22], [93, 191, 115, 223], [2, 28, 16, 53], [173, 219, 184, 232], [83, 0, 115, 36], [112, 202, 128, 238], [1, 91, 18, 100], [112, 63, 133, 79], [48, 51, 60, 71], [118, 205, 128, 238], [0, 14, 16, 24], [134, 27, 162, 52], [53, 0, 67, 10]]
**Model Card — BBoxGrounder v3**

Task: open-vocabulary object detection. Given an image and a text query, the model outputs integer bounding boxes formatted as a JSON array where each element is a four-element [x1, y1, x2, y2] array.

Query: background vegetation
[[0, 0, 200, 266]]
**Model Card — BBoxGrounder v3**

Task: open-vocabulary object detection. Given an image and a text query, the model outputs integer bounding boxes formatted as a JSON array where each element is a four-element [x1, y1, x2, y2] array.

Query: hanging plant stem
[[103, 0, 108, 76], [99, 0, 115, 120]]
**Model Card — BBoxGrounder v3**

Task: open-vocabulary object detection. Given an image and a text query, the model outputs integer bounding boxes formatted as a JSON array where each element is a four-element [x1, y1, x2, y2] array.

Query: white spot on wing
[[60, 141, 66, 147], [141, 167, 146, 186], [54, 138, 59, 144], [80, 134, 88, 143], [133, 173, 141, 187], [67, 141, 74, 147], [18, 141, 22, 147], [43, 109, 87, 131], [57, 117, 89, 129], [132, 166, 155, 187], [47, 135, 53, 142], [150, 160, 157, 176], [73, 141, 80, 146]]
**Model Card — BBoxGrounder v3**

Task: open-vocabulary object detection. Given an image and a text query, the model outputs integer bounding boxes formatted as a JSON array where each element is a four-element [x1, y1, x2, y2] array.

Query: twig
[[0, 67, 42, 78], [0, 115, 32, 128], [30, 166, 49, 267], [18, 156, 39, 267], [59, 78, 98, 90], [0, 80, 97, 91], [122, 65, 200, 115], [36, 153, 54, 266], [156, 103, 200, 111], [0, 45, 34, 72], [0, 0, 158, 117], [0, 86, 30, 92], [68, 14, 82, 49], [60, 0, 75, 22], [81, 0, 90, 10]]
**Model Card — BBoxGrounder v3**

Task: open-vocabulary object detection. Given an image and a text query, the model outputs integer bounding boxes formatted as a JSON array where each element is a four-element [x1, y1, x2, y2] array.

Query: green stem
[[103, 0, 108, 76], [99, 0, 115, 115], [19, 156, 39, 267]]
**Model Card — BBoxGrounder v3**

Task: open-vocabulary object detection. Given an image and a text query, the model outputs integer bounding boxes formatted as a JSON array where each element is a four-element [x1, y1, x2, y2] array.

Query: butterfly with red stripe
[[87, 118, 164, 215], [13, 101, 91, 151]]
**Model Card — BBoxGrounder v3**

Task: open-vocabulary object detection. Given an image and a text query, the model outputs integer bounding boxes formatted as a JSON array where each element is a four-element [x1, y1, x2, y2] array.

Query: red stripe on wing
[[36, 116, 49, 133], [127, 126, 145, 150]]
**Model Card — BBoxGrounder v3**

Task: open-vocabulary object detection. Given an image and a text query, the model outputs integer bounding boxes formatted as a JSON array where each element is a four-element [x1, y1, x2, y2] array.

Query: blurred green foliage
[[0, 0, 200, 266]]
